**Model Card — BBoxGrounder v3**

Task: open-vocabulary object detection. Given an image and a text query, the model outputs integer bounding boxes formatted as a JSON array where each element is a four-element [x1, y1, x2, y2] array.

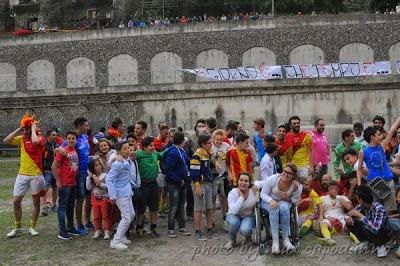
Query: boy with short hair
[[226, 133, 253, 187], [135, 136, 165, 238], [52, 131, 79, 240], [191, 134, 219, 241], [106, 141, 135, 250]]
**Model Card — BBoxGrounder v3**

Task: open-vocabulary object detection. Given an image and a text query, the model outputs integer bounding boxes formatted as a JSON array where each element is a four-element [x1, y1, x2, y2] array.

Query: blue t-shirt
[[363, 145, 393, 182], [254, 131, 272, 163], [254, 132, 265, 163]]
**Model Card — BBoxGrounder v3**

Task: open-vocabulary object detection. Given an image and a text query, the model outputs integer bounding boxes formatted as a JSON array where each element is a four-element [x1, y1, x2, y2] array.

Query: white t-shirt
[[321, 195, 350, 221]]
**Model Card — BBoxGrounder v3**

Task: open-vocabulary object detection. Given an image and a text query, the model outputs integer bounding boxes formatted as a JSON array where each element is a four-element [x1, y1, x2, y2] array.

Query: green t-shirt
[[333, 141, 363, 177], [135, 150, 164, 182]]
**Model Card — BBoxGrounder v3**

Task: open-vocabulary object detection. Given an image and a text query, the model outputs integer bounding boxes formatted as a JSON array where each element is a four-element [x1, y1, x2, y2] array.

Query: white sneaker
[[28, 227, 39, 236], [283, 238, 295, 250], [7, 228, 22, 238], [110, 241, 128, 250], [272, 239, 280, 254], [104, 230, 111, 240], [376, 245, 389, 258], [224, 240, 235, 249], [92, 230, 102, 239], [350, 241, 369, 253], [121, 237, 131, 244]]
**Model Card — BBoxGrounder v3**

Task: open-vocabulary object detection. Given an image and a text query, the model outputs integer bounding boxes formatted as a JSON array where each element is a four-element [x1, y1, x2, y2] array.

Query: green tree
[[0, 0, 14, 32], [40, 0, 79, 28]]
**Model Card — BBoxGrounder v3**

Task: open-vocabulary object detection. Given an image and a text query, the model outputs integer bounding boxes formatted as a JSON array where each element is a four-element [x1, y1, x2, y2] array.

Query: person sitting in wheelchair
[[260, 163, 302, 254], [225, 172, 263, 249]]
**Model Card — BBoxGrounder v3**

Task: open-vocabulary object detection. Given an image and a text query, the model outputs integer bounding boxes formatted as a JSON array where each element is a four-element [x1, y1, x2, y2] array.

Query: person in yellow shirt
[[298, 177, 323, 237], [4, 114, 46, 238], [286, 116, 313, 179]]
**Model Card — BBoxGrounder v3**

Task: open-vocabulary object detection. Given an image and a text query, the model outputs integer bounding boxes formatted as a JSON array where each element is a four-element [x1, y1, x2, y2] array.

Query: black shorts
[[138, 182, 159, 214]]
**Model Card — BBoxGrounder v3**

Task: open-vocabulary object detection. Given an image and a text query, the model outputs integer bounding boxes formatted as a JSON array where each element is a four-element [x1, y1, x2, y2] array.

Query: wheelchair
[[252, 200, 300, 255]]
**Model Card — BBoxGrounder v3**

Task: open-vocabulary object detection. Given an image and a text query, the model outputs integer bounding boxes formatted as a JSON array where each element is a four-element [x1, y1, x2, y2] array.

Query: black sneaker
[[178, 228, 192, 236], [85, 222, 95, 231], [68, 227, 83, 236], [58, 232, 72, 240], [168, 230, 177, 238], [206, 229, 220, 239], [196, 231, 208, 241], [150, 228, 161, 238]]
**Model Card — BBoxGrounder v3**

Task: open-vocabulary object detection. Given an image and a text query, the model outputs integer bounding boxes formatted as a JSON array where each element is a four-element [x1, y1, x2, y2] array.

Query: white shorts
[[156, 173, 165, 188], [13, 174, 45, 197]]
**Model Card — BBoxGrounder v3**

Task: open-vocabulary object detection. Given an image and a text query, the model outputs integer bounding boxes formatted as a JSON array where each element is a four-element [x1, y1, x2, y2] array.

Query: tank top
[[363, 145, 393, 182]]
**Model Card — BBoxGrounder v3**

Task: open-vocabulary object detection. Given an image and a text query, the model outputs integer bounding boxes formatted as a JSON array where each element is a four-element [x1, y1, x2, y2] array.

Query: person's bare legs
[[206, 209, 213, 229], [13, 196, 23, 226], [31, 196, 41, 224]]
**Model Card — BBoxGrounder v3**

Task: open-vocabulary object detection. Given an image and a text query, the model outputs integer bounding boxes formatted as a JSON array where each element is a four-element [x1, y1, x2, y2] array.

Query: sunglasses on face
[[283, 169, 293, 176]]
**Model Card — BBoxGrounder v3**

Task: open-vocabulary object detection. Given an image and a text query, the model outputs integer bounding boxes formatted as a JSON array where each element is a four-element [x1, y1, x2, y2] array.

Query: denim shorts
[[76, 173, 90, 200], [44, 171, 57, 190]]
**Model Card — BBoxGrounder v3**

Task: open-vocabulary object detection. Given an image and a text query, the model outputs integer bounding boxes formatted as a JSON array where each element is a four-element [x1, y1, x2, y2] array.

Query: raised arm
[[357, 150, 365, 186], [4, 127, 21, 144], [227, 189, 245, 215], [381, 116, 400, 149]]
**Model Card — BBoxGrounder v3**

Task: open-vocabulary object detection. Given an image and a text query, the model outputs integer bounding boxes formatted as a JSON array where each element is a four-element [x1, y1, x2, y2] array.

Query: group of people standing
[[3, 113, 400, 258]]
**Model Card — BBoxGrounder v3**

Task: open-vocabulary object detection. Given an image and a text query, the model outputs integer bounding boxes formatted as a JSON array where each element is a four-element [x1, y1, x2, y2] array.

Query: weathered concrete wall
[[290, 45, 325, 65], [108, 54, 138, 86], [0, 76, 398, 142], [0, 63, 16, 92], [242, 47, 277, 66], [27, 60, 55, 91], [151, 52, 183, 84], [1, 14, 400, 141]]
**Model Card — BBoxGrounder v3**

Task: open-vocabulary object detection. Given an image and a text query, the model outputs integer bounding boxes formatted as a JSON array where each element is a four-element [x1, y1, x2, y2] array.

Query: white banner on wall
[[181, 65, 283, 81], [181, 61, 395, 81], [284, 61, 392, 79]]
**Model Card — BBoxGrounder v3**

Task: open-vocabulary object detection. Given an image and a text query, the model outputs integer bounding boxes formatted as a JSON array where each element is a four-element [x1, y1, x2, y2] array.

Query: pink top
[[310, 131, 329, 165]]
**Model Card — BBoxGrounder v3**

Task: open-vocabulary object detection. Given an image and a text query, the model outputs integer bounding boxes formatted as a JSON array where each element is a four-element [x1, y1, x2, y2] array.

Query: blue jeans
[[389, 218, 400, 236], [167, 182, 186, 231], [226, 214, 255, 241], [263, 200, 291, 240], [57, 186, 76, 234]]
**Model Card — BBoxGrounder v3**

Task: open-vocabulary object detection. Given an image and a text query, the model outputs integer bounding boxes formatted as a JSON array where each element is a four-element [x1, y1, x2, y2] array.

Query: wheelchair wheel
[[253, 202, 261, 245], [289, 204, 300, 252]]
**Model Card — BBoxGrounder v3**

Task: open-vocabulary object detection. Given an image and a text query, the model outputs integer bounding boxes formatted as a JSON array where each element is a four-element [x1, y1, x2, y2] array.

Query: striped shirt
[[226, 147, 253, 186], [356, 201, 388, 234]]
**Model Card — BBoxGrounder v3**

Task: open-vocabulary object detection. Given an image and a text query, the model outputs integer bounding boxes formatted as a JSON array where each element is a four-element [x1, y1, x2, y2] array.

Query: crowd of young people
[[3, 113, 400, 258]]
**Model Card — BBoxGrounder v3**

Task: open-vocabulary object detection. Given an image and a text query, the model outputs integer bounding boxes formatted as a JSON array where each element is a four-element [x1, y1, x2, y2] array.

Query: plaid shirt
[[356, 202, 387, 234]]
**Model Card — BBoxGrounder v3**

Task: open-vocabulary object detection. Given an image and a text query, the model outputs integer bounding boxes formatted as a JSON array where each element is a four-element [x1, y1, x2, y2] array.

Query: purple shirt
[[310, 131, 329, 165]]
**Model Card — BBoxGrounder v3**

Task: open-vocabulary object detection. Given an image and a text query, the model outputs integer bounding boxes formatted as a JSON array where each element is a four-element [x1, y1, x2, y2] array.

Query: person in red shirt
[[226, 133, 253, 187], [52, 131, 79, 240], [338, 171, 359, 206], [310, 173, 331, 196], [223, 122, 238, 146], [4, 113, 46, 238], [153, 123, 169, 152]]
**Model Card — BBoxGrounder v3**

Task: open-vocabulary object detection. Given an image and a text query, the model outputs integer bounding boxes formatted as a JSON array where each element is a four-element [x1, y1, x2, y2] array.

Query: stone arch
[[242, 47, 277, 66], [290, 45, 324, 64], [0, 63, 16, 92], [389, 42, 400, 61], [196, 49, 228, 81], [27, 60, 55, 90], [66, 57, 96, 88], [339, 43, 374, 62], [108, 54, 138, 86], [151, 52, 183, 84]]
